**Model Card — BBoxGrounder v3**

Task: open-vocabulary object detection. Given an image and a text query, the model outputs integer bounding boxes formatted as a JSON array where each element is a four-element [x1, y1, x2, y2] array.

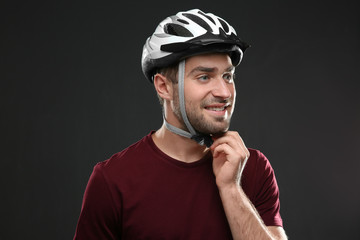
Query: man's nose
[[211, 77, 232, 99]]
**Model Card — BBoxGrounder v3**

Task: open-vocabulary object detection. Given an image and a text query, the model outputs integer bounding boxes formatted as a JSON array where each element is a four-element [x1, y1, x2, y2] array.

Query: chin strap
[[163, 60, 213, 148], [163, 119, 213, 147]]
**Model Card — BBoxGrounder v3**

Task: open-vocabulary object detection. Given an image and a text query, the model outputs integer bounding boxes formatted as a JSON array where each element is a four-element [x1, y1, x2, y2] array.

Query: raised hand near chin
[[210, 131, 250, 190]]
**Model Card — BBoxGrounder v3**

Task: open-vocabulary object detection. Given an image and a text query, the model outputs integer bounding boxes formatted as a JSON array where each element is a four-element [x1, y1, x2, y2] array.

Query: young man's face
[[172, 53, 236, 135]]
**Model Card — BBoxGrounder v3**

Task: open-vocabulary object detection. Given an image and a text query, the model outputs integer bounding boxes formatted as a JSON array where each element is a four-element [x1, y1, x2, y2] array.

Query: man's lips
[[204, 103, 230, 112]]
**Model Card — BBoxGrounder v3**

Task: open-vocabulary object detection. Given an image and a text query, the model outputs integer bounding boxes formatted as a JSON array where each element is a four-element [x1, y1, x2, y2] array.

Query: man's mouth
[[204, 103, 230, 112]]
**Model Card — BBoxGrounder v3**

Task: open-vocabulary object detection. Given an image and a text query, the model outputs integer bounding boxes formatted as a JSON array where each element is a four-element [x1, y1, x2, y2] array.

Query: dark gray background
[[1, 0, 359, 239]]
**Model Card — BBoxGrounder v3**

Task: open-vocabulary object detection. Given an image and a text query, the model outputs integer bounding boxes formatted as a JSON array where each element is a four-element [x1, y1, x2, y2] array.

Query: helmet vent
[[198, 11, 216, 25], [164, 23, 194, 37], [183, 13, 213, 33], [177, 19, 189, 24], [218, 18, 230, 33]]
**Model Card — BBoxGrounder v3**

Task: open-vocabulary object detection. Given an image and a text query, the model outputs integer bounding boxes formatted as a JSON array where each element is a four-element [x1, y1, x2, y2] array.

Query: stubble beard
[[172, 89, 234, 135]]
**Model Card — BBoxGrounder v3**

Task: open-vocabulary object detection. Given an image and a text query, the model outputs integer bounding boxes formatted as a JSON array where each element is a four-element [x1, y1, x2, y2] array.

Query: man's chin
[[189, 115, 231, 135], [211, 130, 228, 137], [197, 124, 230, 135]]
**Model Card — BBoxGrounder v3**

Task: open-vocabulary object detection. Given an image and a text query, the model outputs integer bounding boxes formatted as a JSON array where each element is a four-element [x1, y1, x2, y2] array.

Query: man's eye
[[198, 75, 209, 81], [223, 73, 234, 82]]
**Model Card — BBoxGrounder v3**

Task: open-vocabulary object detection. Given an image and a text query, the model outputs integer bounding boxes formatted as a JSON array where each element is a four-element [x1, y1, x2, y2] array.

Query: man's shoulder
[[95, 133, 153, 173], [243, 148, 274, 180], [247, 148, 269, 166], [242, 148, 277, 201]]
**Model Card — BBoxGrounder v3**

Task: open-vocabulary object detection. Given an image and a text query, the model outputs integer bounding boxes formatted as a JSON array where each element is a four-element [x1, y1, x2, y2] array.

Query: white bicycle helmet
[[141, 9, 249, 147], [141, 9, 249, 82]]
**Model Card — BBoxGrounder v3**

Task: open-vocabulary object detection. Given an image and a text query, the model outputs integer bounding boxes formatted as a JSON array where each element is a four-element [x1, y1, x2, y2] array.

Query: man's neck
[[152, 124, 210, 163]]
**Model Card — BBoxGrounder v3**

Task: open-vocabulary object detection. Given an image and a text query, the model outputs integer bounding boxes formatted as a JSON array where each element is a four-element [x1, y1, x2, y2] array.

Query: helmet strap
[[163, 60, 213, 147], [178, 60, 196, 136]]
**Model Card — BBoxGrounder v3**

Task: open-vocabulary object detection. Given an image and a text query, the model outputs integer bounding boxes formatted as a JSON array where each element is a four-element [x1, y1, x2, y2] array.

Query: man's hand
[[210, 131, 250, 189], [210, 131, 288, 240]]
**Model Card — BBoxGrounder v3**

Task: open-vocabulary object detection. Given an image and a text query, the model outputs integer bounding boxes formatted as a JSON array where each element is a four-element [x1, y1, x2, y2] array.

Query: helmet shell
[[141, 9, 249, 82]]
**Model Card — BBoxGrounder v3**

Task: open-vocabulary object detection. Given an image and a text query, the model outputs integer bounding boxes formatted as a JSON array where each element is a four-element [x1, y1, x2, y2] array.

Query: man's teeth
[[207, 107, 225, 111]]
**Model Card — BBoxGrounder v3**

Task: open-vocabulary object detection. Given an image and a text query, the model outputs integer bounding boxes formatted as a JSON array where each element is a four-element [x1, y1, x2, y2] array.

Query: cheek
[[184, 84, 206, 102]]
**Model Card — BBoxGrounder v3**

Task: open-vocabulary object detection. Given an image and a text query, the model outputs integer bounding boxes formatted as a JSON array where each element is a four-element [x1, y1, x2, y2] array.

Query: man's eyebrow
[[187, 66, 235, 76], [188, 66, 216, 76], [225, 66, 235, 72]]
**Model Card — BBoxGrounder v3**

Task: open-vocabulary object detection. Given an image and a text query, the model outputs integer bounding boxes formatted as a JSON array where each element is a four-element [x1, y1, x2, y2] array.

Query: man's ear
[[153, 73, 173, 101]]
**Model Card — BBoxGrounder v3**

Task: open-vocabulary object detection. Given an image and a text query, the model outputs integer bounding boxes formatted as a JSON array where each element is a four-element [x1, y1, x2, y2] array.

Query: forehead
[[185, 53, 233, 72]]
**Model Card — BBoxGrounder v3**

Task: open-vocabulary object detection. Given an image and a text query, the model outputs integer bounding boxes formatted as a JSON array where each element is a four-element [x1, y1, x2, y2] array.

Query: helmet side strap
[[178, 60, 197, 136]]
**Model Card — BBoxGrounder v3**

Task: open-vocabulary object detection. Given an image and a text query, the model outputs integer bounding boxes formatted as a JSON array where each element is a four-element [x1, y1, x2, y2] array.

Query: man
[[74, 9, 287, 239]]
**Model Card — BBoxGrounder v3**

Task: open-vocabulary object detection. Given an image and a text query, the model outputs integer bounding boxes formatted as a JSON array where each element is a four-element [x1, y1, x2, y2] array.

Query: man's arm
[[74, 163, 120, 240], [211, 132, 287, 240]]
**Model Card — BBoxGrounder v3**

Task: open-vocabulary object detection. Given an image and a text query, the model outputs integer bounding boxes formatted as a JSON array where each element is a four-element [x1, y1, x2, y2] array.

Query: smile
[[204, 103, 230, 114], [205, 106, 227, 111], [205, 102, 230, 109]]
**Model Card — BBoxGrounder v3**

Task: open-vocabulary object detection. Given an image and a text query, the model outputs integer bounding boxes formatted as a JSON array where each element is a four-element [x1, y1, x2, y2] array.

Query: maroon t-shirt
[[74, 132, 283, 239]]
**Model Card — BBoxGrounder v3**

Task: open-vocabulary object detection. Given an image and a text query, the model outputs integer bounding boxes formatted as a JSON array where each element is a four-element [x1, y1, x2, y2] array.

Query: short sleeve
[[253, 151, 283, 227], [74, 163, 121, 239]]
